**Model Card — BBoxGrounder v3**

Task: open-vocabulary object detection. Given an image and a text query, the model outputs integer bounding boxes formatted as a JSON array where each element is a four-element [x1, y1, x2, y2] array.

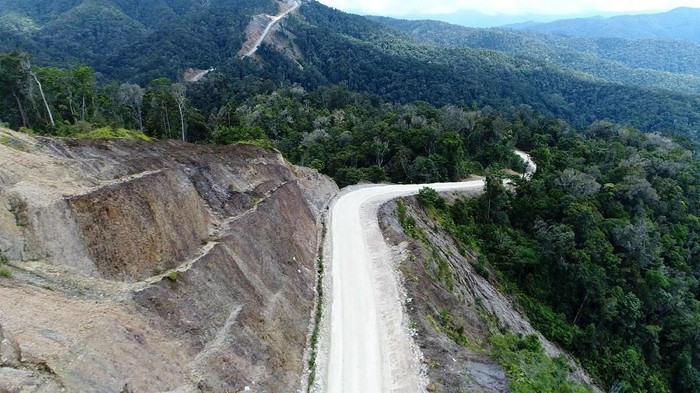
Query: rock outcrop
[[0, 129, 337, 392]]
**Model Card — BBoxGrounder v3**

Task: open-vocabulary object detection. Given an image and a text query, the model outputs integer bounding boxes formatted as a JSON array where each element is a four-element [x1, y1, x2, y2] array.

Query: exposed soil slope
[[0, 129, 337, 392], [239, 0, 300, 58]]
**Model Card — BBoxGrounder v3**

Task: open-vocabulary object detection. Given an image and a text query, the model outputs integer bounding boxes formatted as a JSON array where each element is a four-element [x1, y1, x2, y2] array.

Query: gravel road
[[323, 152, 536, 392]]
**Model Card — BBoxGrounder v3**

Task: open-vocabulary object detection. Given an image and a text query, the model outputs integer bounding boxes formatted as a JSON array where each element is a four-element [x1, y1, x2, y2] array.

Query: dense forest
[[2, 0, 700, 139], [289, 2, 700, 138], [2, 1, 700, 391], [519, 7, 700, 43], [372, 17, 700, 94], [413, 123, 700, 392], [0, 0, 277, 82]]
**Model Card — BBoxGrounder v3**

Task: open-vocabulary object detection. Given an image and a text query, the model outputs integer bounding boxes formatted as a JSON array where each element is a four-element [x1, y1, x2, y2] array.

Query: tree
[[25, 57, 55, 127], [372, 137, 389, 168], [144, 78, 177, 139], [0, 52, 31, 128], [116, 83, 145, 132], [171, 83, 187, 141]]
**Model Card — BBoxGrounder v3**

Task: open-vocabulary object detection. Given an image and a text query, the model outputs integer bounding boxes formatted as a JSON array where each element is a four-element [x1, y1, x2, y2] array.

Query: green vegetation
[[74, 126, 151, 141], [373, 17, 700, 94], [1, 3, 699, 390], [0, 134, 28, 151], [436, 309, 472, 349], [397, 200, 419, 239], [520, 8, 700, 44], [0, 0, 278, 82], [290, 2, 700, 138], [2, 2, 700, 140], [491, 333, 591, 393], [0, 267, 11, 278], [307, 223, 327, 392], [420, 123, 700, 392]]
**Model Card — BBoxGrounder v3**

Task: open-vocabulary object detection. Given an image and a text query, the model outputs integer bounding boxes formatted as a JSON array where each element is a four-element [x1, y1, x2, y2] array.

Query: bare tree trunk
[[135, 109, 144, 132], [31, 72, 54, 126], [178, 103, 186, 141], [68, 90, 77, 122], [573, 293, 589, 325], [12, 89, 30, 129], [164, 107, 172, 138], [81, 96, 86, 121]]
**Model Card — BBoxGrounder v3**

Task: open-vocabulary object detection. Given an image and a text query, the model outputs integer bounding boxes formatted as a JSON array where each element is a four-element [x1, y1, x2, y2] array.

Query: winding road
[[323, 152, 536, 392], [241, 0, 300, 58]]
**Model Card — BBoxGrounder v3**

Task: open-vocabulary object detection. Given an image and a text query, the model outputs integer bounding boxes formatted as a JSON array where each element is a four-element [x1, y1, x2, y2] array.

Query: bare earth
[[239, 0, 300, 58], [0, 129, 338, 392]]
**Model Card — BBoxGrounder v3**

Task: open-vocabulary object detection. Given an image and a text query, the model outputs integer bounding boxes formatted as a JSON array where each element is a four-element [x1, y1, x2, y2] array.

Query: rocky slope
[[0, 128, 337, 392], [379, 196, 597, 392]]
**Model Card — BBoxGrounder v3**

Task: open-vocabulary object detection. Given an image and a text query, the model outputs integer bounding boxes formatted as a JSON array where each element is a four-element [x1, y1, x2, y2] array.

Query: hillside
[[381, 123, 700, 392], [2, 1, 700, 139], [0, 0, 278, 81], [284, 2, 700, 137], [0, 128, 337, 391], [372, 17, 700, 94], [1, 2, 700, 392], [517, 7, 700, 43]]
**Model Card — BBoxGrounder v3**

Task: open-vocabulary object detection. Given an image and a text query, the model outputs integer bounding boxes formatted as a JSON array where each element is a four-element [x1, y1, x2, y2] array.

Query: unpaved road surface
[[190, 68, 214, 82], [241, 0, 300, 58], [324, 153, 536, 393], [326, 180, 483, 393]]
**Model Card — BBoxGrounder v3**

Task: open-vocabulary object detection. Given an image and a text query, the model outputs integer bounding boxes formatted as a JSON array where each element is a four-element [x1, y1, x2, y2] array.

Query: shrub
[[417, 187, 445, 208]]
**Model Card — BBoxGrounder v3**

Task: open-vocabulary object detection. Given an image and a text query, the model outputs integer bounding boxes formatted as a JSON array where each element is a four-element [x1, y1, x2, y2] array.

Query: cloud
[[317, 0, 698, 16]]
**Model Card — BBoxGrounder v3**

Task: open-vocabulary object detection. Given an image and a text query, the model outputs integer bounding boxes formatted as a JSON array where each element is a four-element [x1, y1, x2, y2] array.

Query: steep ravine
[[0, 129, 337, 392]]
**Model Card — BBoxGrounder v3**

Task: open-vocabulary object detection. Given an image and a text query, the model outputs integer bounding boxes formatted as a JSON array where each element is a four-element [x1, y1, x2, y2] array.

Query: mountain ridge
[[515, 7, 700, 43], [371, 16, 700, 94]]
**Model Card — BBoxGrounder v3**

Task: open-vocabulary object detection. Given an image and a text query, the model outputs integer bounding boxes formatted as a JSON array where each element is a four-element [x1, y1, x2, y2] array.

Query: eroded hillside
[[0, 129, 337, 392]]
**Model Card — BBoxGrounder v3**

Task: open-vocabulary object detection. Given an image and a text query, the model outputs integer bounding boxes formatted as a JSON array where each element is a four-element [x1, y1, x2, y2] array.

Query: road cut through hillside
[[322, 151, 536, 392]]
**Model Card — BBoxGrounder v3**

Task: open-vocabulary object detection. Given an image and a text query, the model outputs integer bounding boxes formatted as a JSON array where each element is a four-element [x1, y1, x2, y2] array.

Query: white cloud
[[317, 0, 699, 16]]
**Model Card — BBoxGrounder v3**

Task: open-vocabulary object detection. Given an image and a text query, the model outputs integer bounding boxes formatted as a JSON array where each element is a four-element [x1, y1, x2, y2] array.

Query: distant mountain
[[362, 9, 633, 29], [383, 11, 575, 29], [287, 2, 700, 137], [372, 17, 700, 94], [2, 0, 700, 138], [515, 7, 700, 43]]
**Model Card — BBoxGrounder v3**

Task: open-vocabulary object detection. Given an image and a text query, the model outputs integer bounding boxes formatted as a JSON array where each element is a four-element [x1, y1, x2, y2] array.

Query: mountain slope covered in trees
[[0, 0, 277, 81], [287, 2, 700, 137], [517, 7, 700, 43], [372, 17, 700, 95], [2, 1, 700, 139]]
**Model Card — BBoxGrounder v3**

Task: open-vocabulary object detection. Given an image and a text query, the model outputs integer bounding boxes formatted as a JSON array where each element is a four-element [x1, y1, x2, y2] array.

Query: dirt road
[[241, 0, 300, 58], [323, 153, 536, 392]]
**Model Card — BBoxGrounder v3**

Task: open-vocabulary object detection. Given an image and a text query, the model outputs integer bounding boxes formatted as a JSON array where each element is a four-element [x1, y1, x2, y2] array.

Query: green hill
[[518, 7, 700, 43], [1, 0, 700, 139], [372, 17, 700, 94]]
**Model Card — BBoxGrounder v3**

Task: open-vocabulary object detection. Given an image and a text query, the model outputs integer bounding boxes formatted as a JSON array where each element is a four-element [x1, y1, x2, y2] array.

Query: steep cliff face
[[0, 129, 337, 392]]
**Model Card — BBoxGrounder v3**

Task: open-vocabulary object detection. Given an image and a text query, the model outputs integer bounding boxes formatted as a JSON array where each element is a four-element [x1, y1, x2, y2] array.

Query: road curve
[[325, 153, 536, 393], [241, 0, 300, 58]]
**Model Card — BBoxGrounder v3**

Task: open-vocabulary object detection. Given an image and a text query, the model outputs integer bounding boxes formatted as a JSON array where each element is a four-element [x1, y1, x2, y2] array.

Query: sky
[[316, 0, 698, 21]]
